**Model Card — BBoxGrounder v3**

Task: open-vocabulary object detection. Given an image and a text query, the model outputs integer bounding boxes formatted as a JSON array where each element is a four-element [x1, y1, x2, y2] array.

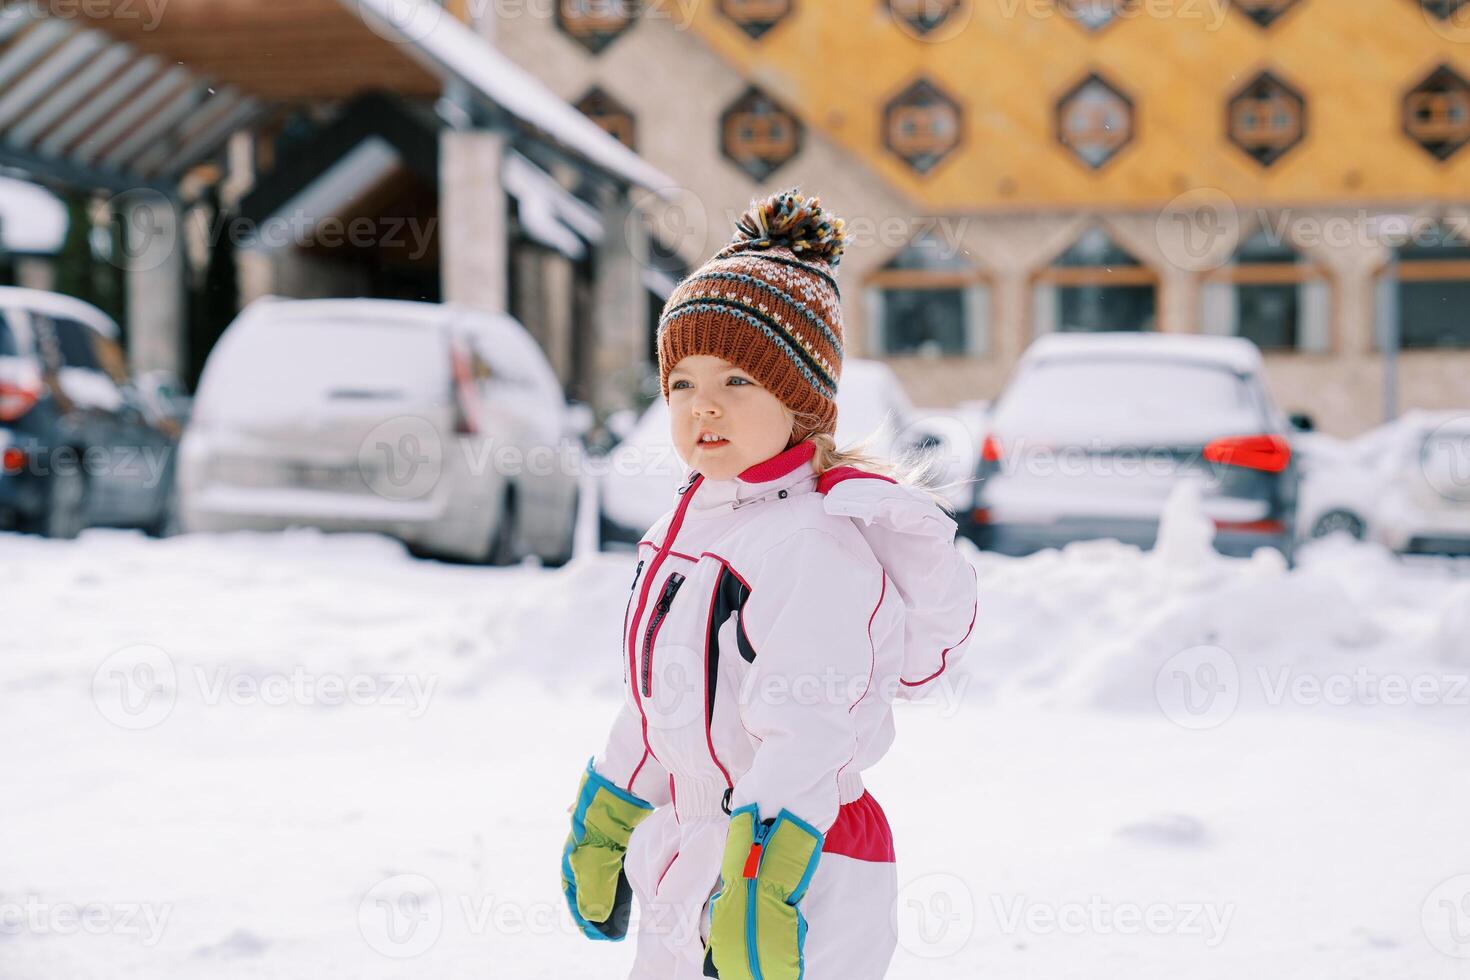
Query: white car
[[1371, 411, 1470, 556], [180, 297, 581, 564], [598, 358, 961, 546]]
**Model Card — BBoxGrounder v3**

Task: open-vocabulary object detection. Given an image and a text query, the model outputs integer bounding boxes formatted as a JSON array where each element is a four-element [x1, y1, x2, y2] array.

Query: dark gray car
[[963, 333, 1301, 561]]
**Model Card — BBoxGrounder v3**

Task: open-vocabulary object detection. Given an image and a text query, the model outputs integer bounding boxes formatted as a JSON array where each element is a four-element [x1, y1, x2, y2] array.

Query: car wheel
[[42, 460, 88, 540], [1310, 510, 1365, 541]]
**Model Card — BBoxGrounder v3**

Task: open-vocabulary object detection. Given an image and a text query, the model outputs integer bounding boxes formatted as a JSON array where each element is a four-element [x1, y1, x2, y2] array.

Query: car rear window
[[195, 314, 448, 419], [993, 357, 1266, 445]]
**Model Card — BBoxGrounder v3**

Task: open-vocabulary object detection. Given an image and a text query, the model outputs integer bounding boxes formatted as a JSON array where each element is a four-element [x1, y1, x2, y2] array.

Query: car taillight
[[981, 434, 1003, 463], [449, 342, 480, 436], [2, 447, 25, 473], [0, 373, 41, 421], [1203, 434, 1292, 473]]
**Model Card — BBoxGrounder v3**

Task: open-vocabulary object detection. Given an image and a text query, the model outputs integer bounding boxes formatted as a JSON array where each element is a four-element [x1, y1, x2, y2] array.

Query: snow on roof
[[502, 149, 604, 260], [1023, 332, 1264, 374], [0, 286, 118, 337], [0, 175, 66, 255], [347, 0, 673, 193]]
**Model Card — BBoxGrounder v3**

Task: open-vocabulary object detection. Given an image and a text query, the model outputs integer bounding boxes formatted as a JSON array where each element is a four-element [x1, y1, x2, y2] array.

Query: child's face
[[667, 355, 793, 480]]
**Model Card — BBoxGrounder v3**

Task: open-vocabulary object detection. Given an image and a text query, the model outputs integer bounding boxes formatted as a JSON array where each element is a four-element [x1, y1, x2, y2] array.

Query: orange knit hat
[[656, 188, 847, 444]]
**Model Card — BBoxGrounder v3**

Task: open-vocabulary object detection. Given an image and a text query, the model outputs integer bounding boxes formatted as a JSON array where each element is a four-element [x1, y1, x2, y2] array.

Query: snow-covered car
[[1372, 410, 1470, 556], [1293, 423, 1402, 543], [599, 358, 950, 546], [966, 332, 1301, 560], [0, 287, 178, 539], [179, 298, 580, 564]]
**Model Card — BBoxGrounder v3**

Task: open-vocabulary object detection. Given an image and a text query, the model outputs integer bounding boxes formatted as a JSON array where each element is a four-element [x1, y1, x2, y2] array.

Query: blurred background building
[[1, 0, 1467, 434]]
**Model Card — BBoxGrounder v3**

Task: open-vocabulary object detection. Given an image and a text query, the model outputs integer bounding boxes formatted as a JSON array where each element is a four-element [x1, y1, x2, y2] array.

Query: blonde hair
[[785, 407, 965, 516]]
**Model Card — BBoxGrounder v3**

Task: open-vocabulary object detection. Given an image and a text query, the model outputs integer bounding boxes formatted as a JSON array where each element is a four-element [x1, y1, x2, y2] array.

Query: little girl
[[561, 189, 978, 979]]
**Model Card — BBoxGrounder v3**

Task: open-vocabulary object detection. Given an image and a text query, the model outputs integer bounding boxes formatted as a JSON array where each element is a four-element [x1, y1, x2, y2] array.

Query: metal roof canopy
[[0, 0, 672, 197]]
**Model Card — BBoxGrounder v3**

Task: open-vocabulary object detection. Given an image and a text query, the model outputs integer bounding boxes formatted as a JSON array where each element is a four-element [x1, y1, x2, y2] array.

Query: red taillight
[[449, 342, 480, 436], [981, 434, 1003, 463], [1203, 434, 1292, 474], [2, 447, 25, 473], [1212, 518, 1286, 534], [0, 379, 41, 421], [970, 507, 992, 524]]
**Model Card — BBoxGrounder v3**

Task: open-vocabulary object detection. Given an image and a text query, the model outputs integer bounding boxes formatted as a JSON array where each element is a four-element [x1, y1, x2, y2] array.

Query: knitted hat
[[656, 188, 847, 444]]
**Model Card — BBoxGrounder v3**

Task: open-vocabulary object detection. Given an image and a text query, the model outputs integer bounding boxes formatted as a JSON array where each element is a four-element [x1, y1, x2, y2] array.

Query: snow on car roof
[[0, 286, 118, 338], [1022, 332, 1264, 374]]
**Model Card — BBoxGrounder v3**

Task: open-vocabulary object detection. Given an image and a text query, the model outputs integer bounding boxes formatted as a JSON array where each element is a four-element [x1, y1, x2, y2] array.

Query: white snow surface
[[2, 518, 1468, 978]]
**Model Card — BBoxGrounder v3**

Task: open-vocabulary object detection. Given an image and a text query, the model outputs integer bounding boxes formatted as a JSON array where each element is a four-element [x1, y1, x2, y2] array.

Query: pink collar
[[737, 439, 816, 483]]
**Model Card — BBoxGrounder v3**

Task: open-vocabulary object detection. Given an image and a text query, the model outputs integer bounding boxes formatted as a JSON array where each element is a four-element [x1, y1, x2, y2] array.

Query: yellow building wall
[[686, 0, 1470, 211]]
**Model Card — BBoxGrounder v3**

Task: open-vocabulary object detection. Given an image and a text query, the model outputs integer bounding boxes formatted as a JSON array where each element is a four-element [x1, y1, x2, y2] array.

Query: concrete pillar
[[124, 194, 185, 378], [440, 128, 509, 315], [543, 252, 575, 385], [592, 192, 648, 414]]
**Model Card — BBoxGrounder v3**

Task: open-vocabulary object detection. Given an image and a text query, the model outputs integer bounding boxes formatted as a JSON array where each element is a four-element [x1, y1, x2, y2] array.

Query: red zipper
[[625, 472, 703, 754]]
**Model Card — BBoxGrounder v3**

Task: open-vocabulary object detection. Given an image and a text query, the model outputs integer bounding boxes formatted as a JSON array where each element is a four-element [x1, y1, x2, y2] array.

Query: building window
[[1057, 0, 1134, 32], [1403, 65, 1470, 162], [574, 87, 636, 150], [720, 86, 802, 181], [1228, 0, 1300, 27], [1227, 70, 1306, 167], [882, 77, 963, 176], [1201, 228, 1330, 351], [1033, 226, 1157, 334], [1379, 222, 1470, 349], [887, 0, 968, 37], [555, 0, 638, 54], [865, 231, 988, 356], [719, 0, 792, 39], [1055, 73, 1135, 170]]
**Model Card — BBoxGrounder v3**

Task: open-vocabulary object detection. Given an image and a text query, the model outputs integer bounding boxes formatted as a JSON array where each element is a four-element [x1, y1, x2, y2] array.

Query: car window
[[994, 358, 1265, 444], [0, 311, 18, 358], [49, 316, 103, 371]]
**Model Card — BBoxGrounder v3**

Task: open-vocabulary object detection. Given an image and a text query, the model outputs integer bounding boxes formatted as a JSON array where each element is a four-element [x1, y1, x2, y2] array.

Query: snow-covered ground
[[3, 522, 1469, 979]]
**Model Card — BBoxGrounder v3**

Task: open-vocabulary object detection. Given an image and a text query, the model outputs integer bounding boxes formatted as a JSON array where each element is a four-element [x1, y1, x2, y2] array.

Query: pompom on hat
[[656, 188, 847, 444]]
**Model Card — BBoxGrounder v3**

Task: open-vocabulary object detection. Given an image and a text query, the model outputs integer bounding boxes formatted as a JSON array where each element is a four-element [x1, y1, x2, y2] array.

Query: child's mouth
[[697, 437, 730, 450]]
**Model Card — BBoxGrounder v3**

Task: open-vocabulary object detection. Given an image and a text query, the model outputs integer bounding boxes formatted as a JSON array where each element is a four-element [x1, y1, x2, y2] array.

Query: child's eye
[[727, 376, 751, 386], [671, 380, 689, 390]]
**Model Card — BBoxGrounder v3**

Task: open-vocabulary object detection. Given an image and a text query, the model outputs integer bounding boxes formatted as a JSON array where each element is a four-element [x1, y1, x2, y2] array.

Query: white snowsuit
[[591, 439, 978, 979]]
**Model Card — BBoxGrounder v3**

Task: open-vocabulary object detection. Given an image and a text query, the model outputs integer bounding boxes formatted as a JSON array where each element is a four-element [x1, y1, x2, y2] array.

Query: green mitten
[[560, 757, 655, 941], [704, 803, 824, 979]]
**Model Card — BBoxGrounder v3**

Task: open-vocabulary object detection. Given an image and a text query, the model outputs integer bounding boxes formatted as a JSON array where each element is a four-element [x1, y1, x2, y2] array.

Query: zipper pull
[[657, 572, 685, 610]]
